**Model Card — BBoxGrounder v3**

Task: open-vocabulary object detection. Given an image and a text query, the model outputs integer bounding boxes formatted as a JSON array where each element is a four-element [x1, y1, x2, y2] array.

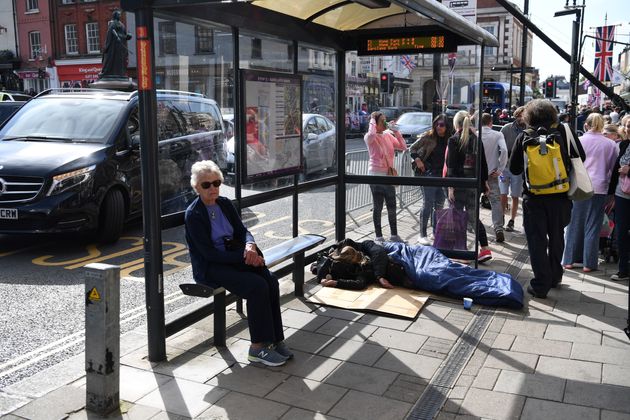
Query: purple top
[[206, 204, 234, 251], [579, 131, 619, 194]]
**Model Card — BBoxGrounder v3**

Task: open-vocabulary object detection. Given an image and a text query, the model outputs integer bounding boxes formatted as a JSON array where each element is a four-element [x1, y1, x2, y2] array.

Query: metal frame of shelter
[[119, 0, 499, 362]]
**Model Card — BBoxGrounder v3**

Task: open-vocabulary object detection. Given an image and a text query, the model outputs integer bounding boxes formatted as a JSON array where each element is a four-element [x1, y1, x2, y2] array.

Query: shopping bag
[[563, 124, 594, 201], [433, 207, 468, 250]]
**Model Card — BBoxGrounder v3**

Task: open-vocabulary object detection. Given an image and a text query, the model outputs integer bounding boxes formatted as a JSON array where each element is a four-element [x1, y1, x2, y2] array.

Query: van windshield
[[0, 97, 127, 143]]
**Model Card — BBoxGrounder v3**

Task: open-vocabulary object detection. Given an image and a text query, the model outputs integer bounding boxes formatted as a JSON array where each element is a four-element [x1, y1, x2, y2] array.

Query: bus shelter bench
[[177, 234, 326, 346]]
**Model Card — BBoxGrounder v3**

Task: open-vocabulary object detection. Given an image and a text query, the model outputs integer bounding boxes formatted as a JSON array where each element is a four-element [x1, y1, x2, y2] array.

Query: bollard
[[85, 263, 120, 415]]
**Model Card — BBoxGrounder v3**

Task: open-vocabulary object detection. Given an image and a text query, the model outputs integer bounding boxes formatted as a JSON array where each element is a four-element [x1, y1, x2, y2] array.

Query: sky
[[511, 0, 629, 81]]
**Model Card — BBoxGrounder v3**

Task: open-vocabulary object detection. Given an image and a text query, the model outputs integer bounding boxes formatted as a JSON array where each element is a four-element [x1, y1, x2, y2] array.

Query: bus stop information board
[[357, 33, 457, 55], [241, 70, 302, 182]]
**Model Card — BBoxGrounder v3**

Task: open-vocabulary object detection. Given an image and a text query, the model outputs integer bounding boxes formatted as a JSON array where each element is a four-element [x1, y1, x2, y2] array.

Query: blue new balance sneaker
[[248, 345, 287, 366], [274, 341, 294, 359]]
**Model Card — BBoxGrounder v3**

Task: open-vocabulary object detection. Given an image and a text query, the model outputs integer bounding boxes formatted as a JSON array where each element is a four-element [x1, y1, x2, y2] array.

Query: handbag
[[563, 124, 594, 201], [620, 174, 630, 195], [432, 207, 468, 250]]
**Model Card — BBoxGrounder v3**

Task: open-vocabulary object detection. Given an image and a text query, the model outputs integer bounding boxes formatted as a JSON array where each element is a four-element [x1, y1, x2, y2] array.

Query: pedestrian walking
[[480, 113, 508, 242], [500, 106, 525, 232], [607, 120, 630, 281], [562, 113, 619, 272], [509, 99, 585, 298], [364, 111, 407, 242], [409, 114, 450, 245], [446, 111, 493, 263]]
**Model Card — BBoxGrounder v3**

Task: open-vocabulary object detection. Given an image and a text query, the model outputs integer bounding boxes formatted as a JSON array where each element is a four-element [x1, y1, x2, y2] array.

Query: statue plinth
[[90, 77, 137, 92]]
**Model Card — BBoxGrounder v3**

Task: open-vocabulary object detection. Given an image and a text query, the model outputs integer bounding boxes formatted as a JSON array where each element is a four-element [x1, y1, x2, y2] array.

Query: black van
[[0, 89, 227, 242]]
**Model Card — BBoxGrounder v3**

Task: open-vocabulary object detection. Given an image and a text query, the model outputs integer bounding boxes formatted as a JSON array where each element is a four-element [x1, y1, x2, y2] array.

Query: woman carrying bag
[[410, 114, 451, 245]]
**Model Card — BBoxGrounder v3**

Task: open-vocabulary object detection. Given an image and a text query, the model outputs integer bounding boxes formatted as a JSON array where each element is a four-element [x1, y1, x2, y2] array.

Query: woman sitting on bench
[[185, 160, 292, 367]]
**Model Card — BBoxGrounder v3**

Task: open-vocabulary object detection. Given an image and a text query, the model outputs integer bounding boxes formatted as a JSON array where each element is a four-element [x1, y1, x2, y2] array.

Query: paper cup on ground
[[463, 297, 473, 310]]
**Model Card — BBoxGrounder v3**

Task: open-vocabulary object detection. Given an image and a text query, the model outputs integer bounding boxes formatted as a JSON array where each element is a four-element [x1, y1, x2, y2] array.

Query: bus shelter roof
[[131, 0, 498, 49]]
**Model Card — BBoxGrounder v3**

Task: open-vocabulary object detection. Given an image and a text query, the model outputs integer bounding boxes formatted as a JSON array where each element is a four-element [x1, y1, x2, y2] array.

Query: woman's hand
[[620, 165, 630, 176], [321, 274, 338, 288], [414, 157, 425, 173], [378, 277, 394, 289], [244, 243, 262, 266]]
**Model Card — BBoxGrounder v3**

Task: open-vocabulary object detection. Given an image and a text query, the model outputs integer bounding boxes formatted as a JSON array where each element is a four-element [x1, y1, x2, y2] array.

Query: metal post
[[569, 12, 581, 131], [508, 64, 513, 108], [519, 0, 529, 105], [336, 50, 346, 242], [85, 263, 120, 415], [432, 53, 441, 117], [134, 6, 166, 362]]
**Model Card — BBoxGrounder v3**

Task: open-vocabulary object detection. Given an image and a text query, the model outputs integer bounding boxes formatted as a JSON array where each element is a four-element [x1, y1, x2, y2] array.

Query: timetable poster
[[241, 70, 302, 181]]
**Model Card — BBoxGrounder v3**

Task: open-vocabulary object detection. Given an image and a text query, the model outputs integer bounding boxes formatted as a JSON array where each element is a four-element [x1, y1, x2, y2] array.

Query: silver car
[[395, 112, 433, 145]]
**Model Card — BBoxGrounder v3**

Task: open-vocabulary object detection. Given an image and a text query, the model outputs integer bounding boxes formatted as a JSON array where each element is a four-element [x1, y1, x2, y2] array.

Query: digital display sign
[[357, 34, 457, 55]]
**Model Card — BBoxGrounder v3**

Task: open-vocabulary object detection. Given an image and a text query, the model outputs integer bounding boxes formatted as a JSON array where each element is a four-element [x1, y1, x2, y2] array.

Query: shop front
[[55, 59, 102, 88]]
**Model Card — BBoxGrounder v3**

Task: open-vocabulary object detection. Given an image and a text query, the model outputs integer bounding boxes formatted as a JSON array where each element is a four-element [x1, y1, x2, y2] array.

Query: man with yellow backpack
[[509, 99, 586, 299]]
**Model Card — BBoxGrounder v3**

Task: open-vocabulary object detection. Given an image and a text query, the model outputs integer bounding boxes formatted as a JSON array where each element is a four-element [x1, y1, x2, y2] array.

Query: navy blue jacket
[[184, 195, 255, 285]]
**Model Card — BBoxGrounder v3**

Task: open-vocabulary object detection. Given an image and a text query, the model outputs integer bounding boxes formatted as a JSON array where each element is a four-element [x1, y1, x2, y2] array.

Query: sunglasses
[[436, 122, 446, 128], [200, 180, 222, 189]]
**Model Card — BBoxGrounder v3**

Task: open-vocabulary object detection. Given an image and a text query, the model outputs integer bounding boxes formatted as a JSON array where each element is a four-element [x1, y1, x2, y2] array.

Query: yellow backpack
[[523, 129, 570, 195]]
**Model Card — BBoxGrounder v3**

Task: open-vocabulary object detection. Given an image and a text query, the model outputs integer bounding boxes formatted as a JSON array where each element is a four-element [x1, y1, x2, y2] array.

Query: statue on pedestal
[[100, 10, 132, 80]]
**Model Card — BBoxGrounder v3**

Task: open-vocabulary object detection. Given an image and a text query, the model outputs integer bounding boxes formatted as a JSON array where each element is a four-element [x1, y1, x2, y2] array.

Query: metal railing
[[344, 149, 422, 226]]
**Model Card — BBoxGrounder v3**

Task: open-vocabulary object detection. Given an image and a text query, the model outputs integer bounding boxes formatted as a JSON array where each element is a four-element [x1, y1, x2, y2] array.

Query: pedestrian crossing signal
[[380, 72, 394, 94]]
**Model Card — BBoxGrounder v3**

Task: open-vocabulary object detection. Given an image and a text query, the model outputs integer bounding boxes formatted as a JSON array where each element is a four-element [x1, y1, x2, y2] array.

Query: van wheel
[[97, 189, 125, 244]]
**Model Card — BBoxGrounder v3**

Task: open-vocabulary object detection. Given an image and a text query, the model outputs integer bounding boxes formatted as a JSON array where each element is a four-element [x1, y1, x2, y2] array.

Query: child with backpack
[[508, 99, 585, 299]]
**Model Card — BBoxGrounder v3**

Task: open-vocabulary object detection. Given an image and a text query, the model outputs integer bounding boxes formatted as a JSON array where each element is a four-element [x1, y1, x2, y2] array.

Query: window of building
[[61, 0, 75, 4], [86, 22, 100, 54], [195, 26, 213, 54], [26, 0, 38, 12], [481, 25, 498, 57], [158, 21, 177, 55], [64, 24, 78, 55], [29, 31, 41, 59]]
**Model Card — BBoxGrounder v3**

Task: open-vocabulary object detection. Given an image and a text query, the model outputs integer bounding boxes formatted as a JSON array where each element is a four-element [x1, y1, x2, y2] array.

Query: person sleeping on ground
[[312, 239, 524, 309]]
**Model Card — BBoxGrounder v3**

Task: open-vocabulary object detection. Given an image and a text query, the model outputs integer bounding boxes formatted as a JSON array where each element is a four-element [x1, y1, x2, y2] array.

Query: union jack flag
[[593, 25, 615, 82], [400, 55, 416, 71]]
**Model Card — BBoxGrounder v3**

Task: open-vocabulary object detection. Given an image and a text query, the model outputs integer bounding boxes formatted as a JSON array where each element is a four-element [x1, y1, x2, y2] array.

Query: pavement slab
[[536, 356, 601, 383], [266, 376, 346, 413], [564, 380, 630, 413], [493, 370, 565, 401], [520, 398, 599, 420], [11, 386, 85, 420], [317, 336, 387, 366], [323, 361, 399, 395], [458, 387, 526, 419], [206, 363, 289, 397], [328, 389, 412, 420], [373, 348, 442, 379], [198, 391, 290, 420]]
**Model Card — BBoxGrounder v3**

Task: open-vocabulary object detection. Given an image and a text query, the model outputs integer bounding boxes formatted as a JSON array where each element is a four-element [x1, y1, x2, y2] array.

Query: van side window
[[156, 100, 184, 141], [123, 110, 140, 149]]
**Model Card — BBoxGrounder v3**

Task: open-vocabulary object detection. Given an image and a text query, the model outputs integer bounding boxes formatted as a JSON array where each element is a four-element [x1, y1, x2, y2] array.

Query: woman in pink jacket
[[364, 111, 407, 242], [562, 113, 619, 272]]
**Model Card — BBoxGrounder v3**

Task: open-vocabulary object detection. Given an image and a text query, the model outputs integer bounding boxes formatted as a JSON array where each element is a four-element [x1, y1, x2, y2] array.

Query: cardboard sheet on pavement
[[306, 284, 432, 319]]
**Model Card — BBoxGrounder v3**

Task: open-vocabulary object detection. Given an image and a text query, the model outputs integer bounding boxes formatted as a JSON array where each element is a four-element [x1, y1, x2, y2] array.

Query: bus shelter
[[120, 0, 498, 361]]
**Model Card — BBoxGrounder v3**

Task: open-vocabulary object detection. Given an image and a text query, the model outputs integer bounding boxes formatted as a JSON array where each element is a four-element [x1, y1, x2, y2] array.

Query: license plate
[[0, 209, 18, 219]]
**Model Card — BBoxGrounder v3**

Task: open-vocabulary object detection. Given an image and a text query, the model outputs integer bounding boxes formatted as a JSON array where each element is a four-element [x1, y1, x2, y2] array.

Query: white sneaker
[[417, 236, 432, 245], [374, 236, 385, 243]]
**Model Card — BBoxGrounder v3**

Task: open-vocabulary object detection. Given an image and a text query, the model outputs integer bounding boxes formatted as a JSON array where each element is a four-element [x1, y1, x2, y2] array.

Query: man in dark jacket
[[509, 99, 585, 298]]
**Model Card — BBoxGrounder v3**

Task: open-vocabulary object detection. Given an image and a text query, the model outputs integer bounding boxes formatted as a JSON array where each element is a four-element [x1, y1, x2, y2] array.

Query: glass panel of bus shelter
[[298, 185, 337, 250], [345, 182, 479, 253], [241, 196, 293, 251], [149, 15, 234, 215], [298, 43, 338, 182], [237, 32, 294, 194]]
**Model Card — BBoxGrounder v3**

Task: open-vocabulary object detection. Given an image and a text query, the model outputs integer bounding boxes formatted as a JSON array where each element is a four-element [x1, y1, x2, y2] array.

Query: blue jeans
[[615, 195, 630, 275], [420, 177, 446, 237], [562, 194, 607, 270]]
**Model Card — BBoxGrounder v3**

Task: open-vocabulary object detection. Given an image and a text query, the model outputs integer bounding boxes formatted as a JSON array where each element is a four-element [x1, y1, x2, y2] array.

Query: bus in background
[[469, 82, 533, 112]]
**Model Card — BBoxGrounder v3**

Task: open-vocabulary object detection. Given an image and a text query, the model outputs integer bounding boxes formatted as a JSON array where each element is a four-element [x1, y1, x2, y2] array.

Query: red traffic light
[[547, 81, 553, 86], [381, 74, 388, 80]]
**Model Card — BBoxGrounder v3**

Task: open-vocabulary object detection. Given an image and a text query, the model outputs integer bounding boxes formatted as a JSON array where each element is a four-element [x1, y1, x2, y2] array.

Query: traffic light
[[38, 67, 46, 79], [380, 72, 394, 94], [544, 78, 555, 98]]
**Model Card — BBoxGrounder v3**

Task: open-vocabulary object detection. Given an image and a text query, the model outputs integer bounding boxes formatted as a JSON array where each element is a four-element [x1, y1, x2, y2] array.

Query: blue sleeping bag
[[383, 242, 524, 309]]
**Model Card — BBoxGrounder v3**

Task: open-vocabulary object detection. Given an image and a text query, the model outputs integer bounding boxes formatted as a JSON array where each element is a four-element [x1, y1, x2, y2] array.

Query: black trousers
[[205, 264, 284, 344], [522, 195, 572, 295], [369, 184, 398, 237]]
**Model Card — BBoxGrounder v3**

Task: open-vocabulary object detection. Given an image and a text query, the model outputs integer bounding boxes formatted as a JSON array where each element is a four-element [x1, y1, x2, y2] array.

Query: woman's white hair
[[190, 160, 224, 194]]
